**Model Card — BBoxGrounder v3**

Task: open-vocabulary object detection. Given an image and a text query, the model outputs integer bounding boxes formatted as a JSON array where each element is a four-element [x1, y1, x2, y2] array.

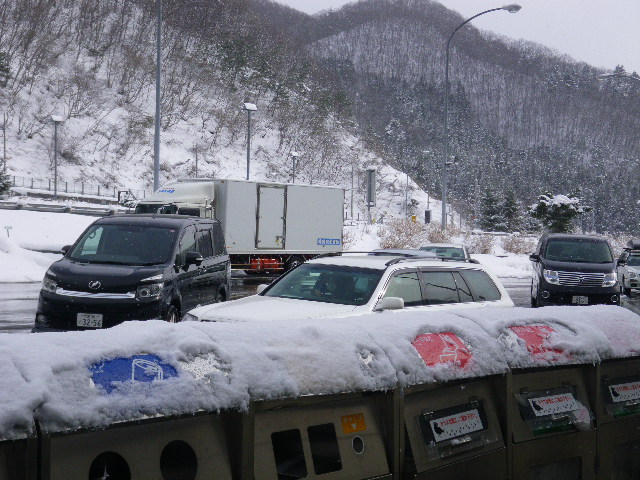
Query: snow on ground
[[471, 253, 533, 278], [0, 207, 534, 283], [0, 208, 95, 251], [0, 236, 61, 282]]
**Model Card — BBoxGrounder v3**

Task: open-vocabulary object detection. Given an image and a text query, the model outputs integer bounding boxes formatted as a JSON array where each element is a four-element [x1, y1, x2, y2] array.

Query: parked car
[[184, 253, 513, 322], [33, 214, 230, 332], [529, 233, 619, 307], [419, 243, 473, 262], [617, 239, 640, 296]]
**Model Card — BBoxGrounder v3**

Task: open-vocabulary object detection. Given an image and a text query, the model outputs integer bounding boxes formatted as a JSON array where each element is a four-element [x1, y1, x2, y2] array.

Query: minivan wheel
[[166, 304, 180, 323]]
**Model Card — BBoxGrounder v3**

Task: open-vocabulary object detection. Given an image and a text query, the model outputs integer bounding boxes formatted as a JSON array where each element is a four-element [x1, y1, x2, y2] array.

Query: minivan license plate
[[77, 313, 103, 328], [572, 296, 588, 305]]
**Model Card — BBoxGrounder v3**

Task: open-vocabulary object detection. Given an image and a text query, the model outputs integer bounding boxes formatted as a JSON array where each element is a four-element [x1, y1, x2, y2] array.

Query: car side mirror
[[60, 245, 71, 255], [375, 297, 404, 311], [468, 258, 480, 264], [529, 254, 540, 262], [185, 251, 204, 267], [617, 259, 626, 267], [256, 284, 269, 294]]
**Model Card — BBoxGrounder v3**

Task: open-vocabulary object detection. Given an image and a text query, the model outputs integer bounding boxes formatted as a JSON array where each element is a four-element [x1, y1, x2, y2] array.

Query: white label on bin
[[429, 409, 483, 442], [609, 382, 640, 403], [528, 393, 580, 416]]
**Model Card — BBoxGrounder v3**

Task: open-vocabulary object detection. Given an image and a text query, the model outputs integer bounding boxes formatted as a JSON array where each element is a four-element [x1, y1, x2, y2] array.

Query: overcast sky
[[278, 0, 640, 74]]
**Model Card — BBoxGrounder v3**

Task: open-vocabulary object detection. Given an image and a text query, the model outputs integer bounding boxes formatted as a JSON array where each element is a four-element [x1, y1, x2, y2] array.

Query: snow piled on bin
[[0, 306, 638, 438], [453, 306, 628, 367]]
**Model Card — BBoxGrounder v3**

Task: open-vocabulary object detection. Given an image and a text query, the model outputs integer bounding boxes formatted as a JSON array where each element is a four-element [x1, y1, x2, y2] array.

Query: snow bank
[[472, 253, 532, 278], [0, 236, 61, 282], [0, 306, 638, 439], [0, 209, 95, 252]]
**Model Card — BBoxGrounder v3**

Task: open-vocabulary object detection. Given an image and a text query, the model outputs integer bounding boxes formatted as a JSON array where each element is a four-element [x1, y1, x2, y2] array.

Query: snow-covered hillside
[[0, 0, 442, 227]]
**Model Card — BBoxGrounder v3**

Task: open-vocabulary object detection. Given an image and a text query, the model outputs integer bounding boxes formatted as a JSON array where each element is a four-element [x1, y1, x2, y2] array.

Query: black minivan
[[529, 233, 619, 307], [33, 215, 230, 332]]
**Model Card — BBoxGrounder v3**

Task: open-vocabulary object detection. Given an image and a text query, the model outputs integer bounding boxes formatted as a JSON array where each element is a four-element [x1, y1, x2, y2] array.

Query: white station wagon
[[184, 253, 514, 323]]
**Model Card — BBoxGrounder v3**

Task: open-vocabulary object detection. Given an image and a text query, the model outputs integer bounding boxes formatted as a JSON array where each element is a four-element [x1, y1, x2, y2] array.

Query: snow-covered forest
[[0, 0, 638, 233]]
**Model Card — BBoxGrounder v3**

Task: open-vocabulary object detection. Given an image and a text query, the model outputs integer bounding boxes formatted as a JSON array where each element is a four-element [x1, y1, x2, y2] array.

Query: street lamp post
[[2, 112, 6, 173], [243, 103, 257, 180], [51, 115, 64, 201], [291, 151, 299, 183], [153, 0, 162, 192], [441, 4, 521, 228]]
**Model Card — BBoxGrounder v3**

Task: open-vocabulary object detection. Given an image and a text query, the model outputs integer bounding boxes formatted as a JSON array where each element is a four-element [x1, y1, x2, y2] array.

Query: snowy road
[[1, 278, 638, 333]]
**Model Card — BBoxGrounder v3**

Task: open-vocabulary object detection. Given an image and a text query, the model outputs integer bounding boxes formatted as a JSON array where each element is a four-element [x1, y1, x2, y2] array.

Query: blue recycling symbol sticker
[[89, 354, 178, 394]]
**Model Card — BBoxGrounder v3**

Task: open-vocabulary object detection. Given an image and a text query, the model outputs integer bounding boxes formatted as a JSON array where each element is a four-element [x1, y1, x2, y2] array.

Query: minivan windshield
[[68, 224, 178, 265], [544, 238, 613, 264], [263, 264, 384, 306], [627, 255, 640, 267]]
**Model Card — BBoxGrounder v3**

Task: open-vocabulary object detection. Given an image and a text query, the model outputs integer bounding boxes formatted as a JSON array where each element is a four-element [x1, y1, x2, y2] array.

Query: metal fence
[[10, 175, 149, 201]]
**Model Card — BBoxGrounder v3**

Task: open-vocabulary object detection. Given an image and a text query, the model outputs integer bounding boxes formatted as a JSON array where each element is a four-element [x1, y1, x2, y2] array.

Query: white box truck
[[134, 179, 344, 272]]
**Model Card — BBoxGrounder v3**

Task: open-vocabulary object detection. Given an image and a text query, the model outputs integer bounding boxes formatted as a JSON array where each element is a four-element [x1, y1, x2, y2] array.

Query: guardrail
[[10, 174, 149, 200], [0, 200, 122, 216]]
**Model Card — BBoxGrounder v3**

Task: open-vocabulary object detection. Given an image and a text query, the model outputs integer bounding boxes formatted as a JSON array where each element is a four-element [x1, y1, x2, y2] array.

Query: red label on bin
[[510, 325, 563, 357], [412, 333, 471, 368]]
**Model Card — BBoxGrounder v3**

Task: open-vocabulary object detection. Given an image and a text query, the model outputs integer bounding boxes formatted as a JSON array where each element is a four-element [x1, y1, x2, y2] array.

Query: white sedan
[[184, 254, 514, 323]]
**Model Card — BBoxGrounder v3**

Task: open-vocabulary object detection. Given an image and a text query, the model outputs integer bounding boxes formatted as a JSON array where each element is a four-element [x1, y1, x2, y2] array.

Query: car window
[[69, 224, 177, 265], [459, 269, 501, 301], [383, 271, 423, 307], [544, 238, 613, 263], [421, 271, 460, 304], [453, 272, 473, 302], [420, 246, 465, 258], [176, 226, 197, 266], [264, 264, 383, 306], [196, 228, 214, 258], [78, 226, 103, 256], [212, 223, 226, 255]]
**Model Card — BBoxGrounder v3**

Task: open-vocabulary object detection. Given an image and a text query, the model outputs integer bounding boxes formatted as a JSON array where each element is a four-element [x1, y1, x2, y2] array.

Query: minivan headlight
[[42, 277, 58, 293], [543, 269, 559, 284], [136, 282, 164, 299], [629, 271, 638, 279], [603, 272, 617, 287]]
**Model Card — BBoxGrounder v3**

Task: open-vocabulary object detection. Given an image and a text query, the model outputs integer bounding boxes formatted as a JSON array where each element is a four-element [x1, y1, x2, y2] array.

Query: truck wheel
[[166, 304, 180, 323], [286, 256, 305, 271]]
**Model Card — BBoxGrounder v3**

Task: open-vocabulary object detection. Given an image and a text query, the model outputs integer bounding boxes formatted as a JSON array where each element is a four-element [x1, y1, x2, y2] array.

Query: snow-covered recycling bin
[[388, 313, 509, 480], [456, 307, 602, 480]]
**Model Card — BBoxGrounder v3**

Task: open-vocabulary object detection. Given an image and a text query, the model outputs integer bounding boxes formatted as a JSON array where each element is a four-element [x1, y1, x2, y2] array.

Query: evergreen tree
[[529, 191, 591, 233], [502, 190, 522, 232], [0, 169, 11, 197], [478, 188, 507, 232]]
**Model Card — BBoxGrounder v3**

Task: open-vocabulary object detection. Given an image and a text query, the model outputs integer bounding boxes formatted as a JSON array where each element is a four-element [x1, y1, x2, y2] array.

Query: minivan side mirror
[[185, 252, 204, 267], [617, 259, 626, 267], [529, 254, 541, 262], [60, 245, 71, 255], [375, 297, 404, 311], [256, 284, 269, 294]]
